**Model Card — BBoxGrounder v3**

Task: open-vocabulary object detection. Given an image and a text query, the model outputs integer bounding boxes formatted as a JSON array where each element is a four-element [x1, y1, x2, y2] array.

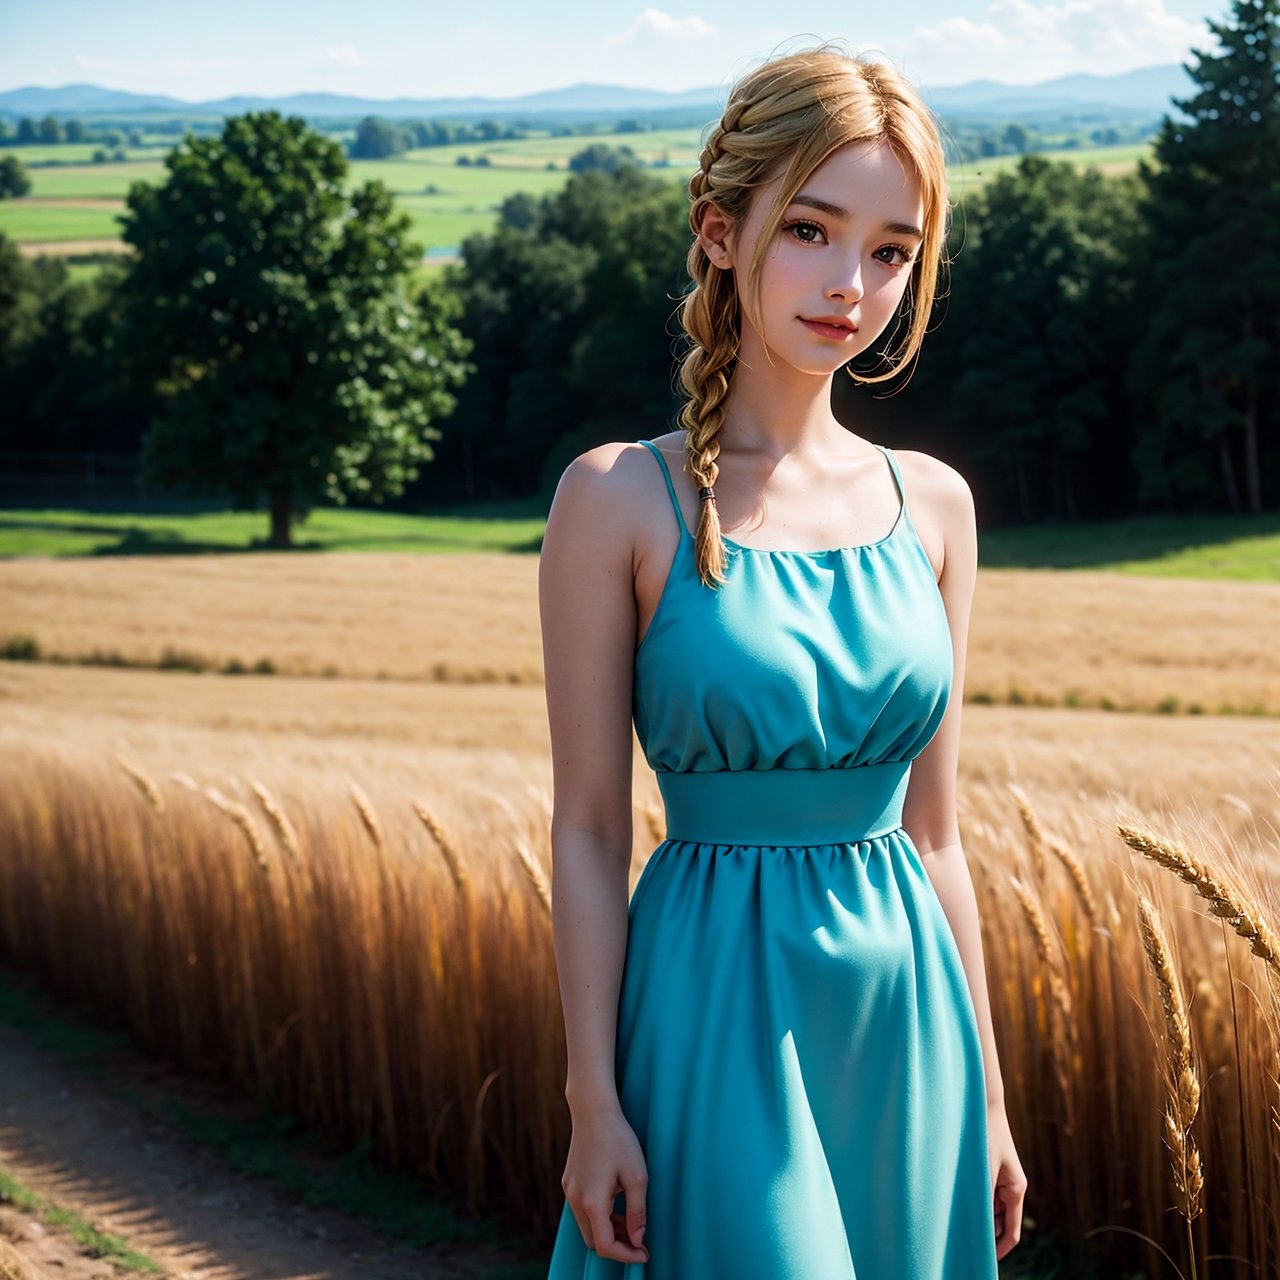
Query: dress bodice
[[632, 438, 954, 776]]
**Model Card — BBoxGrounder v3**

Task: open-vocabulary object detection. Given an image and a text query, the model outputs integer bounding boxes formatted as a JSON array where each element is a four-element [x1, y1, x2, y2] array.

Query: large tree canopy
[[116, 110, 472, 546], [939, 155, 1146, 522], [432, 154, 690, 502], [1129, 0, 1280, 512]]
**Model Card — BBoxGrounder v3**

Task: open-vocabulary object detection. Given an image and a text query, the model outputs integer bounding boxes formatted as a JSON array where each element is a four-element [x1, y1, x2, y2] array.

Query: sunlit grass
[[0, 504, 547, 557]]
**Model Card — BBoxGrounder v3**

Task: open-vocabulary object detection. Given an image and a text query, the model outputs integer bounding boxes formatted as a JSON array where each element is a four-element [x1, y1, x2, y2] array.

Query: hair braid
[[673, 41, 953, 588], [676, 128, 744, 587]]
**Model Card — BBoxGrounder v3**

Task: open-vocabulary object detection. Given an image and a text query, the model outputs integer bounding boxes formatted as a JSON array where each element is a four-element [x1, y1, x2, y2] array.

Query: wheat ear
[[1119, 822, 1279, 974]]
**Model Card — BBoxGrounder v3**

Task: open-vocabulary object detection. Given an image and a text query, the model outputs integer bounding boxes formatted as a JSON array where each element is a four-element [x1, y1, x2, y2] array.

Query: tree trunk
[[1016, 447, 1031, 522], [1201, 361, 1241, 514], [1241, 309, 1262, 514], [1216, 433, 1241, 515], [268, 491, 293, 549]]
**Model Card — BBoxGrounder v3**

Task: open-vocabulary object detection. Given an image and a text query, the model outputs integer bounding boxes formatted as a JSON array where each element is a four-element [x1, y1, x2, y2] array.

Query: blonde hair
[[676, 41, 954, 588]]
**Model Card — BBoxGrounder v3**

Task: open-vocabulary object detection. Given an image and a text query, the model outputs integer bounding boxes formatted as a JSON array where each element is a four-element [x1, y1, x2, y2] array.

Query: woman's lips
[[800, 318, 857, 340]]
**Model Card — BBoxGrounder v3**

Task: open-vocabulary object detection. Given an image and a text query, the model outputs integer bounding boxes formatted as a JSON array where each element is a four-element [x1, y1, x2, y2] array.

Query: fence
[[0, 450, 225, 511]]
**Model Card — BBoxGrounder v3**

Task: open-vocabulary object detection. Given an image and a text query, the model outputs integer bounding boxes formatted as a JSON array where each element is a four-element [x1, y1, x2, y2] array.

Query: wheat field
[[1, 552, 1278, 1278], [4, 552, 1280, 714]]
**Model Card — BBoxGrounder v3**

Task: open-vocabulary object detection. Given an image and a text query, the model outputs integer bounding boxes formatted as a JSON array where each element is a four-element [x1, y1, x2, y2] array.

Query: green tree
[[1002, 123, 1030, 154], [1129, 0, 1280, 512], [568, 143, 639, 174], [116, 110, 472, 547], [38, 115, 62, 144], [928, 155, 1146, 520], [0, 238, 155, 456], [350, 116, 409, 159], [436, 152, 685, 500], [16, 118, 36, 145], [0, 155, 31, 198], [0, 233, 48, 370]]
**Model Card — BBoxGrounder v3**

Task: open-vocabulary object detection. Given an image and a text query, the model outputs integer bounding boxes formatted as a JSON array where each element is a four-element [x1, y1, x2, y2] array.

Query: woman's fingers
[[584, 1195, 648, 1264], [569, 1205, 596, 1255], [619, 1167, 648, 1254]]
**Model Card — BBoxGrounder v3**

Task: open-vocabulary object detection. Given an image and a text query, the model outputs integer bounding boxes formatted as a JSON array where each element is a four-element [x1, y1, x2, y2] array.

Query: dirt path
[[0, 1019, 543, 1279], [16, 240, 127, 259]]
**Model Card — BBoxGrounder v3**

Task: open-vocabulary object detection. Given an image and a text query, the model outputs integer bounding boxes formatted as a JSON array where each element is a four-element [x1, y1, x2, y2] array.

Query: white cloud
[[73, 53, 112, 70], [324, 45, 367, 67], [908, 0, 1204, 84], [606, 9, 718, 49]]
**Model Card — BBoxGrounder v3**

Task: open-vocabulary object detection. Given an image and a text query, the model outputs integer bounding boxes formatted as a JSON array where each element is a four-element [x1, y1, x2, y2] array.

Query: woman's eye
[[783, 219, 826, 245], [878, 243, 916, 266]]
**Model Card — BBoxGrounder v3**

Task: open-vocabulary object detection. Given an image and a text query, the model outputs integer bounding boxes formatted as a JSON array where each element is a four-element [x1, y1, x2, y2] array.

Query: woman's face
[[703, 138, 925, 379]]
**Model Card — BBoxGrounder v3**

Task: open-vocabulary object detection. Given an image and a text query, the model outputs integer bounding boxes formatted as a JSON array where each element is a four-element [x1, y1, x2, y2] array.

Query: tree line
[[1, 0, 1276, 540]]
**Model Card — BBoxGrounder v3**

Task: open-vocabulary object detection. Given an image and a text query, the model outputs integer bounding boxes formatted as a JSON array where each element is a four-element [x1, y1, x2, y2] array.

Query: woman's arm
[[899, 452, 1027, 1260], [538, 443, 650, 1263], [899, 454, 1004, 1103]]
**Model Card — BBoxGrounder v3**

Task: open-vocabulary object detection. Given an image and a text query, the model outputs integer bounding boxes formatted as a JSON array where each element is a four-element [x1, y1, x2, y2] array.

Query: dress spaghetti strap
[[636, 438, 692, 539], [877, 443, 923, 543]]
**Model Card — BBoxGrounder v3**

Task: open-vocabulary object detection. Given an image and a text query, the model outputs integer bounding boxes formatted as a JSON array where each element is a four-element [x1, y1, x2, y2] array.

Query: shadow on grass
[[978, 512, 1280, 571], [0, 511, 546, 557]]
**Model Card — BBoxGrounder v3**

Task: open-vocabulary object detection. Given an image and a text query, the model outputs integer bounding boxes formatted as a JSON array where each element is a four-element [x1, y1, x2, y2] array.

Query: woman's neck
[[715, 323, 855, 459]]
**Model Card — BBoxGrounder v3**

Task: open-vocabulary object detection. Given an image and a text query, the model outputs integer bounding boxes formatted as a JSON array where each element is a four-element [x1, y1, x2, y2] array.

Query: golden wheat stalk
[[114, 752, 164, 812], [1008, 782, 1047, 880], [1119, 821, 1280, 974], [515, 838, 552, 915], [348, 779, 383, 850], [413, 800, 469, 893], [1009, 873, 1076, 1133], [1010, 873, 1055, 965], [1045, 832, 1099, 921], [248, 777, 302, 861], [167, 770, 199, 792], [1137, 893, 1205, 1222], [0, 1235, 35, 1280], [204, 785, 270, 869]]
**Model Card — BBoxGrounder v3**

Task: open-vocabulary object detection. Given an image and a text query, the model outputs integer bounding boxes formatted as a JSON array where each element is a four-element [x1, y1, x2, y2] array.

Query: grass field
[[0, 504, 549, 557], [2, 502, 1278, 580], [978, 511, 1280, 581], [1, 133, 1159, 260]]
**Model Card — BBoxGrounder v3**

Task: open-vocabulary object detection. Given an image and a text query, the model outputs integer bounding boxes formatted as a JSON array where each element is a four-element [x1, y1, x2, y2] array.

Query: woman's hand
[[987, 1102, 1027, 1260], [562, 1102, 650, 1265]]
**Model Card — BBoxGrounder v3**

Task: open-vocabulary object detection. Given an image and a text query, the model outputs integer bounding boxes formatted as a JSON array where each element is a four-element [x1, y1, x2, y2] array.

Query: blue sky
[[1, 0, 1226, 99]]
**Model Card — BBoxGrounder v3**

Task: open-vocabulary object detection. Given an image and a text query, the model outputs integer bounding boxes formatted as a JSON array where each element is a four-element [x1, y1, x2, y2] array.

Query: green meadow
[[1, 504, 1276, 581], [3, 131, 1157, 256]]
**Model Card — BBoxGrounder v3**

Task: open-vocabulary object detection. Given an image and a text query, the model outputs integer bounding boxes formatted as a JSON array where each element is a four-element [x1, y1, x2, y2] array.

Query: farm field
[[3, 546, 1279, 716], [1, 132, 1159, 260], [1, 541, 1277, 1277]]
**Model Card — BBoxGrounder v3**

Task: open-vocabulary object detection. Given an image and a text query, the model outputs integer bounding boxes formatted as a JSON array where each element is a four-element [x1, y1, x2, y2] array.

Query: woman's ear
[[697, 202, 736, 271]]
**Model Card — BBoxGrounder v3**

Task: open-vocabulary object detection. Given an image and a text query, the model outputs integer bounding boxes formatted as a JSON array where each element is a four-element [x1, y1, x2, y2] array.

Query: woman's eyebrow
[[791, 193, 923, 239]]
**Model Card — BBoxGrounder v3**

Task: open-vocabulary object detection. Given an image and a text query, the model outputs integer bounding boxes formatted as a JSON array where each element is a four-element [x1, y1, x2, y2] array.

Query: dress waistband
[[655, 762, 911, 846]]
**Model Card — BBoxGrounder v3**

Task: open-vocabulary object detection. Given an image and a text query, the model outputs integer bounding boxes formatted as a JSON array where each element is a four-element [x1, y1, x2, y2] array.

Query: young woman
[[539, 41, 1027, 1279]]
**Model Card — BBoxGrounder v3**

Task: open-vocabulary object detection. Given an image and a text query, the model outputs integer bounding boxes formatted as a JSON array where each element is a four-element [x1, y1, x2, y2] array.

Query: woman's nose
[[826, 257, 864, 302]]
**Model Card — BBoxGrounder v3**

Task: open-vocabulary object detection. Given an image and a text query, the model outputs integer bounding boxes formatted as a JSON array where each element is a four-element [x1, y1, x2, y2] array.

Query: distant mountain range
[[0, 63, 1197, 122]]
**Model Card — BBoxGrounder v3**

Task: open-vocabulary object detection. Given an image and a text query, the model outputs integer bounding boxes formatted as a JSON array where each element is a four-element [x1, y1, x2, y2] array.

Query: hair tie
[[698, 486, 716, 502]]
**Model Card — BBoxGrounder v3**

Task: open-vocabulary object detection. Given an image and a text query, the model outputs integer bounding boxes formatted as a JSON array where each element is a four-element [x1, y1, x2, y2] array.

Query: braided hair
[[674, 41, 954, 588]]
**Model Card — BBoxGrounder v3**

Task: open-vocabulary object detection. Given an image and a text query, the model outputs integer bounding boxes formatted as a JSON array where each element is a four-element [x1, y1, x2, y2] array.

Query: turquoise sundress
[[546, 437, 998, 1279]]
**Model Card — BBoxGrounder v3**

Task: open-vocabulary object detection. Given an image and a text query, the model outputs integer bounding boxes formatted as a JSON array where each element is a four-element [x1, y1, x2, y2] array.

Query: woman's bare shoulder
[[893, 448, 974, 522], [550, 436, 680, 524]]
